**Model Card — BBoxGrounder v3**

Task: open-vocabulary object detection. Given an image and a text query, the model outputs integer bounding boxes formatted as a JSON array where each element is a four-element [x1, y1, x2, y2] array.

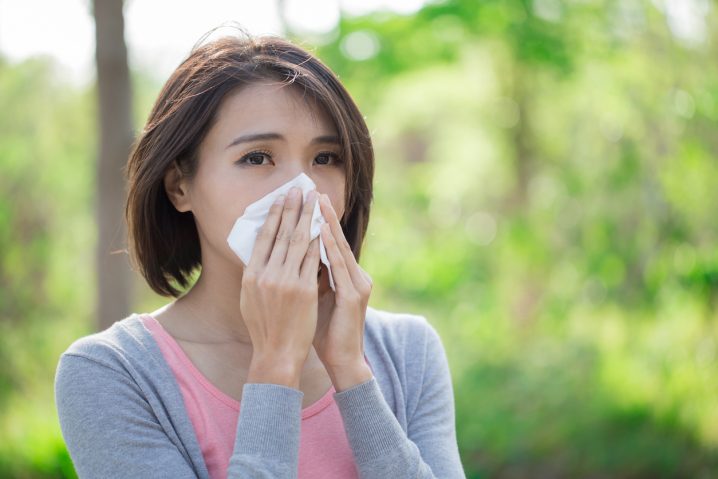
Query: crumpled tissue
[[226, 173, 335, 291]]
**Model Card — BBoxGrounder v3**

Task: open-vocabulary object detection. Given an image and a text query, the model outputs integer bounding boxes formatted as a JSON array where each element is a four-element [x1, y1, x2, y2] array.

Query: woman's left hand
[[313, 193, 373, 382]]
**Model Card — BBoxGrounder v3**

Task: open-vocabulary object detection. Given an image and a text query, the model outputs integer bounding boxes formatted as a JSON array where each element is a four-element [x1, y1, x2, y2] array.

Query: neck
[[172, 253, 253, 347]]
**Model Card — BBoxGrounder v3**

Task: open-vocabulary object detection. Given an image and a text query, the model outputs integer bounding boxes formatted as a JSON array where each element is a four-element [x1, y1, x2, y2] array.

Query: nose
[[280, 167, 318, 189]]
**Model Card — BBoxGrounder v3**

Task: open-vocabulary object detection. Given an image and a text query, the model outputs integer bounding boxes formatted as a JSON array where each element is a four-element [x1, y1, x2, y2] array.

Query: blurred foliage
[[1, 0, 717, 477]]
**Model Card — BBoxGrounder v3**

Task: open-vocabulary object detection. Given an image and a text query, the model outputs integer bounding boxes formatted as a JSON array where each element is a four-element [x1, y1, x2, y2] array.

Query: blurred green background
[[1, 0, 717, 477]]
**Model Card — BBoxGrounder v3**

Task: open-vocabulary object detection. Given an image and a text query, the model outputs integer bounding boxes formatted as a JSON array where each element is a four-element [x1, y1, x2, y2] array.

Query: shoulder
[[54, 313, 166, 418], [365, 304, 437, 337], [56, 313, 153, 375], [364, 305, 442, 361], [54, 315, 151, 419], [362, 306, 453, 427]]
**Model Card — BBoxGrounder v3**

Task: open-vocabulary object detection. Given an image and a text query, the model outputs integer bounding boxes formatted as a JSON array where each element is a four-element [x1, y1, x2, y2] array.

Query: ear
[[164, 162, 192, 213]]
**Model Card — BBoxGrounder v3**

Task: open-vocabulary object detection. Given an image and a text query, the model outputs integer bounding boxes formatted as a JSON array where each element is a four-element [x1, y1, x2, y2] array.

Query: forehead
[[214, 81, 336, 134]]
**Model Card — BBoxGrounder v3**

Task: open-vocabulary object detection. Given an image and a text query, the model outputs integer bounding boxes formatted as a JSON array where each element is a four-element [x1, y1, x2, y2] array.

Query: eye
[[315, 152, 342, 166], [237, 150, 272, 166]]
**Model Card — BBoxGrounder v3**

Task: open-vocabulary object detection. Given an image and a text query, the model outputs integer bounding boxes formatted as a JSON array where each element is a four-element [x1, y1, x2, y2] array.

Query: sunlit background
[[1, 0, 717, 477]]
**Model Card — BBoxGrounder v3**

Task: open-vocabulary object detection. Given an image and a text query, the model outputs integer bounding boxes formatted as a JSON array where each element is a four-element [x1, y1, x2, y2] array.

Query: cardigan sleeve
[[55, 351, 305, 479], [228, 382, 303, 478], [332, 318, 466, 478]]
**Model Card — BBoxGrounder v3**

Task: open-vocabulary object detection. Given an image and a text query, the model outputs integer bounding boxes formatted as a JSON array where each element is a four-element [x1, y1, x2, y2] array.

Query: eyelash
[[236, 149, 343, 167]]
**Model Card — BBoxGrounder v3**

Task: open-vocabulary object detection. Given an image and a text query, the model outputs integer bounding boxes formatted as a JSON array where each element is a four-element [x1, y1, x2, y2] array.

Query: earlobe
[[163, 163, 192, 213]]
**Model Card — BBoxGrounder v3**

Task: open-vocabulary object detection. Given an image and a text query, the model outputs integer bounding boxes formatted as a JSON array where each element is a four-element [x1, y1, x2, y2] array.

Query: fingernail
[[307, 190, 317, 202], [289, 187, 300, 199], [274, 194, 286, 205]]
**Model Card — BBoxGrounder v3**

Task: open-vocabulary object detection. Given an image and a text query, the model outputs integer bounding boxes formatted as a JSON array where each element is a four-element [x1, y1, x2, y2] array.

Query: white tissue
[[226, 173, 335, 291]]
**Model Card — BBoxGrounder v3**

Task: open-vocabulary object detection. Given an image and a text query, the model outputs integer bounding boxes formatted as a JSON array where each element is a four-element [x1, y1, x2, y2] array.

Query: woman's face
[[167, 81, 346, 284]]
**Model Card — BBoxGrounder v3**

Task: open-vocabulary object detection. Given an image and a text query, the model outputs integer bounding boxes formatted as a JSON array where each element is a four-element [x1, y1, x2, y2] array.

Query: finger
[[318, 194, 366, 288], [285, 190, 318, 272], [267, 187, 303, 268], [247, 194, 286, 271], [320, 222, 355, 295], [300, 236, 321, 283], [358, 264, 373, 286], [356, 264, 373, 297]]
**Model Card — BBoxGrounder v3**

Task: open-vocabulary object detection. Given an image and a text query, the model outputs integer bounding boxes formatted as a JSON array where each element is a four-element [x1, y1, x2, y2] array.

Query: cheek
[[312, 173, 345, 213], [190, 178, 257, 241], [326, 194, 345, 225]]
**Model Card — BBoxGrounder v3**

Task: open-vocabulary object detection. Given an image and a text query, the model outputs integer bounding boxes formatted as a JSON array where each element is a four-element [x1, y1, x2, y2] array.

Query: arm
[[55, 353, 305, 479], [54, 353, 200, 479], [331, 320, 466, 479]]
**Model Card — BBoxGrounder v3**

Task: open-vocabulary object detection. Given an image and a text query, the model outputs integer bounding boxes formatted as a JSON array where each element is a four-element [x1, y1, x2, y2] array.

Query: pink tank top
[[141, 314, 363, 479]]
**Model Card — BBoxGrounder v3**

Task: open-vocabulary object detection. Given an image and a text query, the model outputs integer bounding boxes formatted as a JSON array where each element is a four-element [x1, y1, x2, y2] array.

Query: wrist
[[328, 361, 373, 393], [248, 356, 303, 389]]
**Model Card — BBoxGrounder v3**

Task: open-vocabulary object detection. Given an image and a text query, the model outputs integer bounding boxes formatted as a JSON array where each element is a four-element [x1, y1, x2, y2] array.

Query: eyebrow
[[225, 132, 340, 150]]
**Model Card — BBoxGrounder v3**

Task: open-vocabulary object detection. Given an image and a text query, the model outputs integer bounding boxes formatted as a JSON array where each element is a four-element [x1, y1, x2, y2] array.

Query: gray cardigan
[[54, 306, 466, 478]]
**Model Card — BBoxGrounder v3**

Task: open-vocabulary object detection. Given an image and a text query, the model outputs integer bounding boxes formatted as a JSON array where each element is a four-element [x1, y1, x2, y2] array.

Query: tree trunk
[[93, 0, 133, 331], [508, 63, 542, 328], [510, 64, 532, 211]]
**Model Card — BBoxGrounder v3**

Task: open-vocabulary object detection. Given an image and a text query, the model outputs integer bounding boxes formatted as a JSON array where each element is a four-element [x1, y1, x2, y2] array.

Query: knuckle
[[361, 268, 372, 285], [303, 200, 315, 213], [242, 267, 257, 279], [256, 275, 278, 290], [342, 291, 361, 303], [256, 226, 274, 240], [286, 281, 305, 296], [241, 270, 257, 286], [302, 286, 317, 298], [290, 229, 307, 244]]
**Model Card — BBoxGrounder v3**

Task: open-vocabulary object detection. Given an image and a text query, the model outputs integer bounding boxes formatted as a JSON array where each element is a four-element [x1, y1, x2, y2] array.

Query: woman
[[54, 31, 465, 479]]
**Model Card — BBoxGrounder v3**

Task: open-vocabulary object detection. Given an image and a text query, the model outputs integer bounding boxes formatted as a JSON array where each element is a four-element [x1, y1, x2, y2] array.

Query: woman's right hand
[[240, 186, 321, 388]]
